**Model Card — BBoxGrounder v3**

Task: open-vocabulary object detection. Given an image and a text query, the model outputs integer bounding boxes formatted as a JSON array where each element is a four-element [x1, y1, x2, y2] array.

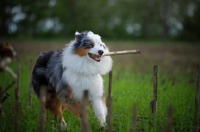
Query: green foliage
[[179, 1, 200, 41], [0, 0, 200, 41]]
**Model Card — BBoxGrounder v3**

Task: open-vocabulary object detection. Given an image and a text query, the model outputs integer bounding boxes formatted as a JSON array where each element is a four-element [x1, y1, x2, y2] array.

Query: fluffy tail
[[32, 51, 54, 96]]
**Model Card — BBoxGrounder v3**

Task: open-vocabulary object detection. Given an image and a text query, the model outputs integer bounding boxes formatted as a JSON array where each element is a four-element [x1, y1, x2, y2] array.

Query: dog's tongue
[[94, 56, 101, 61]]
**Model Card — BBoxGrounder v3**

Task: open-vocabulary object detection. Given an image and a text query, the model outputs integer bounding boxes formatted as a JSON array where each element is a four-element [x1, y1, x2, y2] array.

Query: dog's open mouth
[[88, 53, 102, 62]]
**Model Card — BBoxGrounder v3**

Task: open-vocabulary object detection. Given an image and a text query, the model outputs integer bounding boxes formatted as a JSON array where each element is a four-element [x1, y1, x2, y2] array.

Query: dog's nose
[[98, 50, 104, 55]]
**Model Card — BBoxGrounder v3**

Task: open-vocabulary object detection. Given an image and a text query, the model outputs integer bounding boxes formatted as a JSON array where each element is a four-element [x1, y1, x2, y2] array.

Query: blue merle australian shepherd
[[32, 31, 113, 130]]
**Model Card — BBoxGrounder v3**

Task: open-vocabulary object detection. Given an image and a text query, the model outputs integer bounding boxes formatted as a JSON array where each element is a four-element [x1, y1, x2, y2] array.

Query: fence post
[[29, 60, 33, 107], [14, 59, 20, 132], [0, 87, 2, 132], [132, 104, 137, 132], [107, 70, 113, 132], [195, 65, 200, 132], [39, 86, 46, 132], [165, 106, 173, 132], [81, 90, 90, 132], [150, 65, 158, 120]]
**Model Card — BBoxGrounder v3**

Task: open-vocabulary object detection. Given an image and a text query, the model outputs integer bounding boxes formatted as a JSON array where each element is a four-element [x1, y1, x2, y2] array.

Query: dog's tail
[[32, 51, 54, 96], [32, 69, 47, 96]]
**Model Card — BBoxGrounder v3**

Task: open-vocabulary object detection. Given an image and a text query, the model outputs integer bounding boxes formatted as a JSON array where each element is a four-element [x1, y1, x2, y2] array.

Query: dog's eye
[[100, 44, 102, 47], [103, 45, 106, 49], [90, 44, 94, 48]]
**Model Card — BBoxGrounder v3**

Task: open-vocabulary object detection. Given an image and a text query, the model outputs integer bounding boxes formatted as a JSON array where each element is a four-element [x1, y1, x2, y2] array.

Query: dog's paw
[[60, 119, 67, 131], [100, 126, 104, 131], [100, 123, 107, 131]]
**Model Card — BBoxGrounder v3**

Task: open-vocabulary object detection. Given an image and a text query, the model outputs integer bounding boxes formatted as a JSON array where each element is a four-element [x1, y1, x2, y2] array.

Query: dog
[[32, 31, 113, 130], [0, 42, 17, 78]]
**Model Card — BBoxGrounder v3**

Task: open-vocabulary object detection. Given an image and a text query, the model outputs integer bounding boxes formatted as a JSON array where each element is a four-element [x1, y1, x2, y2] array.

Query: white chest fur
[[62, 69, 104, 101]]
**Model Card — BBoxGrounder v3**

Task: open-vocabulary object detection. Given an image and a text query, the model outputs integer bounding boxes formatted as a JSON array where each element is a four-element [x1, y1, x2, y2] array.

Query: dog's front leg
[[92, 98, 107, 129], [5, 66, 17, 78]]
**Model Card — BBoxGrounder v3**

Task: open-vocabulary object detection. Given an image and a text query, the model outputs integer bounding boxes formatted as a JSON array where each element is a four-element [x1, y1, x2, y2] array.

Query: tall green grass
[[1, 43, 199, 132]]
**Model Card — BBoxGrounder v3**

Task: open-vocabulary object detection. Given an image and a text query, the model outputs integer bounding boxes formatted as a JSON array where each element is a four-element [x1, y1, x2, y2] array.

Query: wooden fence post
[[14, 59, 20, 132], [150, 65, 158, 120], [107, 70, 113, 132], [29, 60, 33, 107], [81, 90, 90, 132], [195, 65, 200, 132], [0, 87, 2, 132], [132, 104, 137, 132], [165, 106, 173, 132], [39, 86, 46, 132]]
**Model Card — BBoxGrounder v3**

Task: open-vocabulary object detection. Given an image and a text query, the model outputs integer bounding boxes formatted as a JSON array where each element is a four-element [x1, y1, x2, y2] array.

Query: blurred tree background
[[0, 0, 199, 41]]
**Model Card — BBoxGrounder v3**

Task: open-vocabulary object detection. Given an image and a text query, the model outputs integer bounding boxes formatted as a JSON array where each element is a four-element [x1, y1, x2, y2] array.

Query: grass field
[[1, 41, 200, 132]]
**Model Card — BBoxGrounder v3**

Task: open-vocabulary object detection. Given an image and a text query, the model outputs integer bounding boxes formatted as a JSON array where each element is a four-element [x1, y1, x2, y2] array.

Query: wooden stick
[[132, 104, 137, 132], [2, 93, 10, 103], [107, 71, 113, 132], [150, 65, 158, 120], [108, 71, 113, 98], [165, 106, 173, 132], [39, 86, 46, 132], [0, 87, 2, 132], [104, 49, 140, 56], [81, 90, 90, 132], [195, 65, 200, 132], [14, 59, 20, 132], [1, 81, 16, 96]]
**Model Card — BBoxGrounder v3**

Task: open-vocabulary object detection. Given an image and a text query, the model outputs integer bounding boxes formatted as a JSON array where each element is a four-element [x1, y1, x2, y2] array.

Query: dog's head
[[0, 42, 17, 60], [63, 31, 112, 75], [74, 31, 109, 62]]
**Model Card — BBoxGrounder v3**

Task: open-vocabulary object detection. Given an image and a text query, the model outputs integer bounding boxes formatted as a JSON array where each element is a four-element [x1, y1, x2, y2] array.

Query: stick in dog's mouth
[[103, 49, 140, 56]]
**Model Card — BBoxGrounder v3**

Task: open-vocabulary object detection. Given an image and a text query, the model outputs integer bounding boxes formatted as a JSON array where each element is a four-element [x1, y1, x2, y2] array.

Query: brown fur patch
[[45, 90, 64, 121], [62, 102, 82, 117], [57, 86, 82, 117], [45, 85, 82, 122], [75, 47, 89, 57], [90, 41, 95, 45]]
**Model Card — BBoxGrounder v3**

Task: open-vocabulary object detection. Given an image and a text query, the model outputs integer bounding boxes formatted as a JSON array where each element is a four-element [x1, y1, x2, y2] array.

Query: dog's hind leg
[[45, 92, 67, 131], [91, 97, 107, 129]]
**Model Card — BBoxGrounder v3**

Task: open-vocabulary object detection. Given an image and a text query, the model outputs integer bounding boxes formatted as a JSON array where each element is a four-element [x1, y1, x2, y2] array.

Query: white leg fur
[[5, 66, 17, 78], [92, 99, 107, 128], [60, 119, 67, 131]]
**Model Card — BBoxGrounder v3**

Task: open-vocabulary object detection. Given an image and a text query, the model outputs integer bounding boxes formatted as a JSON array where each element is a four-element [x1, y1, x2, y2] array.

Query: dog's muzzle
[[88, 53, 102, 62]]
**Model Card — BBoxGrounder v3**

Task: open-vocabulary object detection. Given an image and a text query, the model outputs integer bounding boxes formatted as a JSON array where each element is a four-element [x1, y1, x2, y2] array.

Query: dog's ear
[[75, 31, 80, 40]]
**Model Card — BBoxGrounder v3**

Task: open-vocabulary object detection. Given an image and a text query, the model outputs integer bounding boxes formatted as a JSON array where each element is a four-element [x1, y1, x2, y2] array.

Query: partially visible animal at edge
[[32, 31, 113, 130], [0, 42, 17, 78]]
